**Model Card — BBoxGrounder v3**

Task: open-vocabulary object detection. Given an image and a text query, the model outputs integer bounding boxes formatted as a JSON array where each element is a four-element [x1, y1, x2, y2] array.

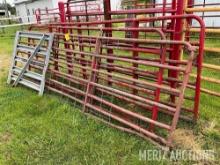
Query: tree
[[0, 3, 16, 15]]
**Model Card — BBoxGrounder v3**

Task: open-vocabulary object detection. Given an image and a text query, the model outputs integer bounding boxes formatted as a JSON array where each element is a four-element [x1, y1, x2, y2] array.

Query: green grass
[[0, 78, 161, 164], [0, 30, 166, 165], [0, 29, 220, 164]]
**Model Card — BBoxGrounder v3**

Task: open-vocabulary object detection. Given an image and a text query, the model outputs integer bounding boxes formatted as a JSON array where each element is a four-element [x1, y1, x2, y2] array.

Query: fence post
[[132, 21, 139, 95], [186, 0, 203, 120], [46, 7, 48, 14], [58, 1, 73, 75], [36, 8, 41, 24], [168, 0, 185, 102], [103, 0, 113, 85], [58, 2, 66, 23]]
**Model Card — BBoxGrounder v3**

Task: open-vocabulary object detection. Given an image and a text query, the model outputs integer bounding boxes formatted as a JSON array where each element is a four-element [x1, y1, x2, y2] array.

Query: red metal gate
[[25, 0, 205, 147]]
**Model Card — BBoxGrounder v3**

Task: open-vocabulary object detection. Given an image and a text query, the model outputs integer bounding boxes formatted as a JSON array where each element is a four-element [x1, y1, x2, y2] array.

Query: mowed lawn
[[0, 29, 220, 164]]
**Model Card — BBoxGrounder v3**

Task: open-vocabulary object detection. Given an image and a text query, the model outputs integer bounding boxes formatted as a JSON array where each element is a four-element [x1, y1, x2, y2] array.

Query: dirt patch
[[172, 129, 202, 150], [0, 132, 12, 144], [172, 129, 216, 163], [0, 132, 13, 161], [0, 54, 10, 76]]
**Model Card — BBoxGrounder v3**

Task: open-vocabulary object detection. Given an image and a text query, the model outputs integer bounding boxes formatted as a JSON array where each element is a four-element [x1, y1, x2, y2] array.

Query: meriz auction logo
[[139, 149, 216, 162]]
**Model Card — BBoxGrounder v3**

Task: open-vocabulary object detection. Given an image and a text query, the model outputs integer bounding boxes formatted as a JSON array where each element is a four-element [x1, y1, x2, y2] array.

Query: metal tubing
[[58, 1, 73, 75], [29, 2, 204, 146], [103, 0, 113, 85], [169, 0, 185, 103], [131, 20, 139, 95]]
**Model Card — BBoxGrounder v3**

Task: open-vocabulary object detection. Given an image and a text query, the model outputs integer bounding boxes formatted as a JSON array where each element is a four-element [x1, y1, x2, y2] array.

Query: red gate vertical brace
[[150, 42, 167, 131], [76, 17, 87, 80], [49, 23, 60, 71], [188, 0, 205, 120], [103, 0, 113, 85], [184, 0, 204, 120], [58, 1, 73, 75], [169, 0, 176, 40], [131, 21, 139, 95], [83, 35, 102, 112], [162, 0, 167, 30], [169, 0, 184, 102], [66, 1, 76, 74], [36, 8, 41, 24], [185, 0, 194, 41], [167, 48, 195, 146]]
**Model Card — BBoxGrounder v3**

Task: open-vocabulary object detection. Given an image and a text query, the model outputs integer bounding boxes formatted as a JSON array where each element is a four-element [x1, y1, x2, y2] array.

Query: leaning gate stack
[[11, 0, 220, 147]]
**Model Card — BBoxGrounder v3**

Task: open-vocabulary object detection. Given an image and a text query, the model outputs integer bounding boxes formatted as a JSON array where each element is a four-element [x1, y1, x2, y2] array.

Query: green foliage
[[0, 3, 16, 15], [0, 72, 163, 164]]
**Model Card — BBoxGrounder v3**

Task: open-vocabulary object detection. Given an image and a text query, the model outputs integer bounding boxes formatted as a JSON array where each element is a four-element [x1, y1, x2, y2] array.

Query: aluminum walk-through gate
[[7, 31, 54, 95]]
